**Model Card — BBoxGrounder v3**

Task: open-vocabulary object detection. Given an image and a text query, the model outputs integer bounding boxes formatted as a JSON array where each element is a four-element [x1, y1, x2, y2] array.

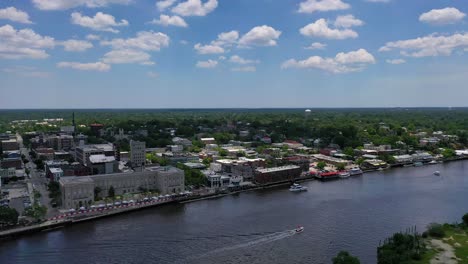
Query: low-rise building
[[75, 143, 116, 166], [312, 154, 352, 166], [254, 165, 301, 184], [60, 167, 185, 209], [201, 138, 216, 145], [49, 168, 64, 181], [361, 159, 388, 170], [393, 154, 413, 164], [0, 158, 22, 169], [88, 154, 119, 175], [1, 139, 19, 152]]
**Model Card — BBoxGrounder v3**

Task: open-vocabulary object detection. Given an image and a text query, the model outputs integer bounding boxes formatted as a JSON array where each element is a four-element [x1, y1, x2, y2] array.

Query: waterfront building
[[254, 165, 302, 184], [130, 140, 146, 171], [393, 154, 413, 164], [361, 159, 388, 170], [59, 167, 184, 209], [215, 158, 266, 181], [411, 152, 433, 162], [312, 154, 352, 166]]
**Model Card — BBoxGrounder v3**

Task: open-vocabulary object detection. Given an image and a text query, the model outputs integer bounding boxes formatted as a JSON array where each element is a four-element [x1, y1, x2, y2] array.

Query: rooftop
[[256, 165, 300, 173], [89, 154, 116, 164]]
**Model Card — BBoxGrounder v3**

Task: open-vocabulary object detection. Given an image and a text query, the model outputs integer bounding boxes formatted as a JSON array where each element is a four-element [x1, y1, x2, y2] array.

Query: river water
[[1, 160, 468, 264]]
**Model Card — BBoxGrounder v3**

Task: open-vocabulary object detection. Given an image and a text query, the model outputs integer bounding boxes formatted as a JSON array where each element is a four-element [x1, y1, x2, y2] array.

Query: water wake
[[179, 229, 298, 263]]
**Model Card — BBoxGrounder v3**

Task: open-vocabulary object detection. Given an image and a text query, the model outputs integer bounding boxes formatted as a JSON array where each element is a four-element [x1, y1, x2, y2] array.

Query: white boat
[[289, 183, 308, 192], [434, 171, 441, 176], [339, 172, 351, 178], [350, 168, 363, 175], [294, 226, 304, 233], [429, 160, 438, 165]]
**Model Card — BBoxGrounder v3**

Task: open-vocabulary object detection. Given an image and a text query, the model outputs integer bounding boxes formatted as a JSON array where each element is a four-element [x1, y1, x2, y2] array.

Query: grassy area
[[440, 225, 468, 264], [409, 248, 437, 264], [410, 224, 468, 264]]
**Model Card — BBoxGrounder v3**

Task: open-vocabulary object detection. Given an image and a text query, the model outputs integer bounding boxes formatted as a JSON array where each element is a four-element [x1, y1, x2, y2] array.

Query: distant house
[[201, 138, 216, 145], [283, 140, 303, 149]]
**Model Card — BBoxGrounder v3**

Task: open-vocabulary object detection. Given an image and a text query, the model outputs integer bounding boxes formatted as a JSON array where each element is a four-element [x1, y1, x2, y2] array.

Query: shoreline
[[1, 157, 466, 241]]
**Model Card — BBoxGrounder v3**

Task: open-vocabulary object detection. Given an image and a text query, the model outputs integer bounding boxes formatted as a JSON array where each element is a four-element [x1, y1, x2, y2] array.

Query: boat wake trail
[[179, 229, 298, 263]]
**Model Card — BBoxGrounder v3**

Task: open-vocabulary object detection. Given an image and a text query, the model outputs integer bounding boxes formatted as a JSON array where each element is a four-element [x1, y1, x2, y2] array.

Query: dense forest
[[1, 108, 467, 151]]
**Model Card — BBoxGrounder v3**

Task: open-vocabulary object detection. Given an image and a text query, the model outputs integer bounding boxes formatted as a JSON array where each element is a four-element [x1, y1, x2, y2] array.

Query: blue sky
[[0, 0, 468, 108]]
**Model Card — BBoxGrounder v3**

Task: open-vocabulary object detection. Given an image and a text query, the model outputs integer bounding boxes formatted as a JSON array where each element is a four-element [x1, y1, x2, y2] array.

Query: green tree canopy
[[333, 251, 361, 264]]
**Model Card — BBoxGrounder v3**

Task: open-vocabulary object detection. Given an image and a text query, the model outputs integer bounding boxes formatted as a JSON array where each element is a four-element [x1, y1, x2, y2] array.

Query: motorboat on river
[[434, 171, 441, 176], [294, 226, 304, 233], [289, 183, 308, 192]]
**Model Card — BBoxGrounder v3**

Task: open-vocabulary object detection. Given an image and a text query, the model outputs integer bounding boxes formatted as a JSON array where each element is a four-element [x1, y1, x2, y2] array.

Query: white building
[[49, 168, 64, 181], [60, 166, 184, 209], [130, 140, 146, 171]]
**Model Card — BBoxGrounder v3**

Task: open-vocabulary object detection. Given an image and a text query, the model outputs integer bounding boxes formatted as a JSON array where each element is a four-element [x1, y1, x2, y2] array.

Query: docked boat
[[317, 171, 340, 180], [428, 160, 438, 165], [289, 183, 308, 192], [434, 171, 441, 176], [339, 171, 351, 178], [414, 162, 423, 167], [349, 167, 363, 176]]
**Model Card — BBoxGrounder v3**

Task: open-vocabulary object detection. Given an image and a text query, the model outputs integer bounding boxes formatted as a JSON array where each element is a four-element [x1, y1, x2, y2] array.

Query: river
[[1, 160, 468, 264]]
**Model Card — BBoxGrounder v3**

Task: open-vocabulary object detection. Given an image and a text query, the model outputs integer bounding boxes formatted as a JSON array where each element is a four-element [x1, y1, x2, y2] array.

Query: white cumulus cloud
[[212, 30, 239, 46], [101, 31, 170, 51], [32, 0, 131, 10], [61, 39, 93, 52], [102, 49, 154, 65], [172, 0, 218, 17], [229, 55, 259, 64], [149, 14, 188, 27], [196, 59, 218, 68], [300, 19, 358, 40], [238, 25, 281, 47], [282, 48, 375, 74], [231, 66, 256, 72], [0, 24, 55, 59], [156, 0, 177, 11], [298, 0, 350, 14], [86, 34, 101, 40], [304, 42, 327, 50], [419, 7, 466, 25], [194, 43, 224, 54], [71, 12, 129, 33], [379, 32, 468, 57], [386, 59, 406, 64], [334, 15, 364, 28], [0, 7, 32, 24], [57, 61, 110, 72]]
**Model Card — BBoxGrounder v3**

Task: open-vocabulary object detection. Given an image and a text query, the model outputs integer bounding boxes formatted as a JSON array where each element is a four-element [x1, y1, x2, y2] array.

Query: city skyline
[[1, 0, 468, 108]]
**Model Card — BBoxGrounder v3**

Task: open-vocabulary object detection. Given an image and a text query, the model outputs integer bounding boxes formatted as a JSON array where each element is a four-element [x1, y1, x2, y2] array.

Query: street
[[17, 134, 58, 218]]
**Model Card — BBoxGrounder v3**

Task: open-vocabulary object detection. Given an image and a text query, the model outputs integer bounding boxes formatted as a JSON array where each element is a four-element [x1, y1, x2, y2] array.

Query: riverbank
[[1, 158, 465, 241], [0, 174, 317, 240]]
